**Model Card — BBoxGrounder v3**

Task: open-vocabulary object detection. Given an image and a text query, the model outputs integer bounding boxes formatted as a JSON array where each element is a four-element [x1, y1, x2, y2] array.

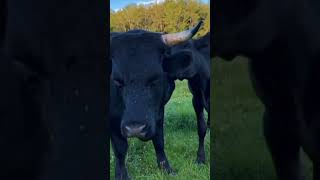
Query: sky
[[110, 0, 209, 11]]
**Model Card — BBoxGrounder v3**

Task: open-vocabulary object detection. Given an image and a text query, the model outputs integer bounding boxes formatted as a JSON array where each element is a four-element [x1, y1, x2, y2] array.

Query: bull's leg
[[207, 103, 210, 129], [315, 164, 320, 180], [152, 109, 174, 174], [308, 144, 320, 180], [307, 127, 320, 180], [298, 65, 320, 180], [111, 132, 130, 180], [193, 96, 207, 164], [263, 110, 304, 180], [299, 108, 320, 180], [206, 86, 210, 129]]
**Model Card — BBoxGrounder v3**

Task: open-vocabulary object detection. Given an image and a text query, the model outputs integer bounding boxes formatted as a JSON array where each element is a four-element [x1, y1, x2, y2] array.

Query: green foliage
[[110, 0, 210, 37], [110, 80, 210, 179]]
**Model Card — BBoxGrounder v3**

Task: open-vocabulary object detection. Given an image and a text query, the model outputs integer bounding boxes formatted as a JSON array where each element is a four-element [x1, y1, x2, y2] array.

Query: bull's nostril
[[125, 124, 147, 137], [138, 124, 146, 131], [125, 126, 131, 131]]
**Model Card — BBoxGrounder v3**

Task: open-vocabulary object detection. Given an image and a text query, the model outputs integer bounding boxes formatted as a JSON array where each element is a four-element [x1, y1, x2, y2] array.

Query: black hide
[[213, 1, 320, 179], [0, 1, 108, 179]]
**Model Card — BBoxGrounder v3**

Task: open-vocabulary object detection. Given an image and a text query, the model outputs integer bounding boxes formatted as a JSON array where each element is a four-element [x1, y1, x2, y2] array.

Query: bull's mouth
[[121, 122, 156, 141], [124, 130, 154, 141], [127, 132, 146, 139], [127, 134, 153, 142], [138, 136, 152, 142]]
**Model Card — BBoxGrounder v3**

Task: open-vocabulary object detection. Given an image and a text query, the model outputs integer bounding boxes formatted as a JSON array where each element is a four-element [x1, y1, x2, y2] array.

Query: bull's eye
[[113, 79, 124, 88]]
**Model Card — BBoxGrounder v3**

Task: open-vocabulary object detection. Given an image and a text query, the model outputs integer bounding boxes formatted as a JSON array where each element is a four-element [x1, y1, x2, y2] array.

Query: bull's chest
[[248, 58, 298, 109]]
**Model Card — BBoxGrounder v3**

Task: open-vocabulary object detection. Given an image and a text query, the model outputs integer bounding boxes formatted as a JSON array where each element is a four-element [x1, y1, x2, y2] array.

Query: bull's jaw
[[125, 131, 155, 141], [126, 135, 152, 142]]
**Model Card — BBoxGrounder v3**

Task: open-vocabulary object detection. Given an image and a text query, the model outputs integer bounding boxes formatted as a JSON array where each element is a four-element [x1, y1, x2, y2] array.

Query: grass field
[[212, 57, 313, 180], [110, 80, 210, 180]]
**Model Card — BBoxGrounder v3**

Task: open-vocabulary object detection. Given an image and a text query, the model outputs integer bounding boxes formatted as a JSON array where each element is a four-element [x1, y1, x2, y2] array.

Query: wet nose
[[124, 124, 146, 138]]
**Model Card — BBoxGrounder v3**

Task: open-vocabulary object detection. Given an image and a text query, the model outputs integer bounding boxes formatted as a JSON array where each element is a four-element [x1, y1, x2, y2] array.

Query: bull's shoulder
[[126, 30, 149, 34], [111, 32, 121, 36]]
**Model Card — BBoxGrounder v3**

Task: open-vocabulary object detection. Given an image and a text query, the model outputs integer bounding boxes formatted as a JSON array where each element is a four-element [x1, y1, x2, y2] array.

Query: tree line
[[110, 0, 210, 37]]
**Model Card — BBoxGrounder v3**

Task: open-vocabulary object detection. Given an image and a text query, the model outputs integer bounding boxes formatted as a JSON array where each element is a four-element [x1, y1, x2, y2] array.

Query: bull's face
[[111, 22, 203, 141], [111, 35, 170, 140], [213, 0, 273, 60]]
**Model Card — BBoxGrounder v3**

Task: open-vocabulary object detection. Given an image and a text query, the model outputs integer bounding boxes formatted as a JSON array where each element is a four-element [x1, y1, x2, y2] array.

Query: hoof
[[169, 170, 177, 176], [196, 157, 206, 164], [163, 167, 177, 176]]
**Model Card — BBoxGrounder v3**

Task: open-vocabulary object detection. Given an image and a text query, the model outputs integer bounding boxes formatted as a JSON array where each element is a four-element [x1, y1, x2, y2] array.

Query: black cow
[[1, 1, 108, 179], [110, 21, 203, 179], [213, 1, 320, 179], [171, 32, 210, 163]]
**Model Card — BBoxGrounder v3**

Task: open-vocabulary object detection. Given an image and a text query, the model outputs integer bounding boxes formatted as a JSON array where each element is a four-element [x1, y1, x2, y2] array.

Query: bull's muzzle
[[124, 124, 147, 138]]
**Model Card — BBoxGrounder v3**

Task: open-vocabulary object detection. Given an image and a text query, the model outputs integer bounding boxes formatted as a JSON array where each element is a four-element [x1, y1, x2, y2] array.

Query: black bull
[[110, 22, 210, 179], [171, 32, 211, 128], [1, 1, 107, 179], [213, 0, 320, 179]]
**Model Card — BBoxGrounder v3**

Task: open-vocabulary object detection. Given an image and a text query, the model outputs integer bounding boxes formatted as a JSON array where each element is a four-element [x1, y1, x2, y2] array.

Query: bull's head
[[110, 21, 203, 140]]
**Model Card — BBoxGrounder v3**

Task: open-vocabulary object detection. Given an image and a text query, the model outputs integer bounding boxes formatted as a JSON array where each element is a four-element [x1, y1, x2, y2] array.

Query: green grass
[[110, 80, 210, 179], [212, 57, 313, 180]]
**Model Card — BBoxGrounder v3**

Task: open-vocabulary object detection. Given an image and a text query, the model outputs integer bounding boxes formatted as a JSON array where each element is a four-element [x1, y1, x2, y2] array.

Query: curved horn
[[161, 20, 203, 46]]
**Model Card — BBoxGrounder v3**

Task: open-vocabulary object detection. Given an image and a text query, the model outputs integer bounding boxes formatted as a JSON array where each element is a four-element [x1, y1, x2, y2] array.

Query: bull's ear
[[162, 50, 197, 80]]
